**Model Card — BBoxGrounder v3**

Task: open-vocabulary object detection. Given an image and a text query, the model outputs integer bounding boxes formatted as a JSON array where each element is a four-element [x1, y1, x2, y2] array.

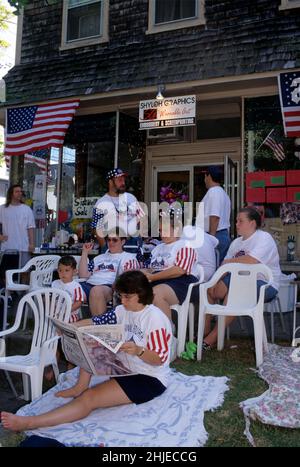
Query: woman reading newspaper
[[1, 271, 172, 432]]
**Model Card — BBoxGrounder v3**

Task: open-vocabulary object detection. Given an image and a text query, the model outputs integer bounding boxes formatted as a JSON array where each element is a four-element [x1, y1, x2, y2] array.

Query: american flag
[[263, 129, 285, 162], [4, 99, 80, 156], [278, 72, 300, 137]]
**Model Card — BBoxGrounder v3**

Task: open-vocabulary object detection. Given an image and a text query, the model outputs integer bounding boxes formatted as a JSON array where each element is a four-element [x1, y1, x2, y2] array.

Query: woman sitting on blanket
[[141, 207, 200, 319], [202, 206, 280, 351], [1, 271, 172, 432]]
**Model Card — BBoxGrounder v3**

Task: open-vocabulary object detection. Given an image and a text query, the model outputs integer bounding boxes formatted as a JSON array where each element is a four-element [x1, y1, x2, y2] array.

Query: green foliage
[[0, 1, 12, 47], [6, 0, 27, 15]]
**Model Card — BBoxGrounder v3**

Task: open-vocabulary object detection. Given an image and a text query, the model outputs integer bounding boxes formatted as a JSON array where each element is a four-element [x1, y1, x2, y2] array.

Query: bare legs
[[203, 280, 235, 347], [152, 284, 179, 319], [55, 368, 91, 398], [89, 285, 112, 316], [1, 378, 131, 432]]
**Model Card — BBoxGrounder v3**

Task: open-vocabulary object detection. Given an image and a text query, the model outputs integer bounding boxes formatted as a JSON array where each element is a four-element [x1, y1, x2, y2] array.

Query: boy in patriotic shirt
[[52, 256, 85, 323]]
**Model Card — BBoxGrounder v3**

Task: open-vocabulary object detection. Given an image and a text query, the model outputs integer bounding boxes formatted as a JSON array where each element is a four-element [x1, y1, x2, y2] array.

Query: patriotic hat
[[106, 168, 128, 181]]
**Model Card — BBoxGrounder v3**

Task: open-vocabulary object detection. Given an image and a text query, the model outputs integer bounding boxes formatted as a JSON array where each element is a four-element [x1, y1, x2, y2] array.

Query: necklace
[[108, 194, 128, 214]]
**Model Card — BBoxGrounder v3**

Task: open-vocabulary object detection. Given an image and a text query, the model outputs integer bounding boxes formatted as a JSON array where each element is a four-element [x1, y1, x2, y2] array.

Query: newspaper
[[51, 318, 134, 376]]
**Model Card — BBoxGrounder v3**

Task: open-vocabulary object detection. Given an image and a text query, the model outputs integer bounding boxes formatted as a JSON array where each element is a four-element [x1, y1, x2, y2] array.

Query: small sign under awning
[[139, 95, 196, 129]]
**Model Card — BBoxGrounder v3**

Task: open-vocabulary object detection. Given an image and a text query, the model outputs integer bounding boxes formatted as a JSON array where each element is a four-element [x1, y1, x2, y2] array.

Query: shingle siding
[[4, 0, 300, 105]]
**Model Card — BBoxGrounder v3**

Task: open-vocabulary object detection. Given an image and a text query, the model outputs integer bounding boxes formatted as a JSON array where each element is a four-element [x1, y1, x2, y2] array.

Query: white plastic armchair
[[171, 265, 205, 357], [0, 287, 72, 401], [3, 255, 61, 330], [196, 263, 273, 367]]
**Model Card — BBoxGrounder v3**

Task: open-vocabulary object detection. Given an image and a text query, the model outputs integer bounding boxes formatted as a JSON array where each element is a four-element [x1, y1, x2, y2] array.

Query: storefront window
[[244, 96, 300, 260]]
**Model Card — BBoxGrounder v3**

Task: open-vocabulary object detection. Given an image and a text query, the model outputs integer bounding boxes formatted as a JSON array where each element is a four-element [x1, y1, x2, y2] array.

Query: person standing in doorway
[[201, 166, 231, 263], [91, 168, 144, 250], [0, 184, 35, 280]]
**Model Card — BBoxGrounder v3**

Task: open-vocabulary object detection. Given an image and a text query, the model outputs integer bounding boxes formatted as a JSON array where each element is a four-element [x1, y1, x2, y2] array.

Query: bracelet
[[137, 347, 145, 358]]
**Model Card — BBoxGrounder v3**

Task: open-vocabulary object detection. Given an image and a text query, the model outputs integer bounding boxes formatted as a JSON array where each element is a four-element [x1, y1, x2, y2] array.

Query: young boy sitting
[[52, 255, 85, 322]]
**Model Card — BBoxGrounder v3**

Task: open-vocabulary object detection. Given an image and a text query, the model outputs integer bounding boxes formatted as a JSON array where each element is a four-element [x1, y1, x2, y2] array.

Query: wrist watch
[[137, 347, 145, 358]]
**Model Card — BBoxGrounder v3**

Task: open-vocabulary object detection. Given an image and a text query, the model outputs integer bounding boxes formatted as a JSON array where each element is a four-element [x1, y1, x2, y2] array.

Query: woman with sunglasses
[[78, 227, 139, 316], [1, 271, 172, 432]]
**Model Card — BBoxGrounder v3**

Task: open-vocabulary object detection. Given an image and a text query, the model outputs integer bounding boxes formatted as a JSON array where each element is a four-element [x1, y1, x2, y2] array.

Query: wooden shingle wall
[[4, 0, 300, 105]]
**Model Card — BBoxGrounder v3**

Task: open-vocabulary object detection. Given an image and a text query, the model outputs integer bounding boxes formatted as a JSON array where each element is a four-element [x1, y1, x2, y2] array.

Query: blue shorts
[[152, 274, 199, 304], [114, 374, 166, 404], [80, 281, 112, 302], [221, 274, 278, 303], [215, 229, 231, 264]]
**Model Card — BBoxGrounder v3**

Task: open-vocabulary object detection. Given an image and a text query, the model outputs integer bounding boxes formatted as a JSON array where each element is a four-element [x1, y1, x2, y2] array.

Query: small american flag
[[278, 72, 300, 138], [263, 129, 285, 162], [4, 99, 80, 156]]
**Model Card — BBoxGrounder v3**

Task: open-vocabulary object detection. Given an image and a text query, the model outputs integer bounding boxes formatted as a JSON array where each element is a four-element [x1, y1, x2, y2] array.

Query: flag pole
[[254, 128, 274, 156]]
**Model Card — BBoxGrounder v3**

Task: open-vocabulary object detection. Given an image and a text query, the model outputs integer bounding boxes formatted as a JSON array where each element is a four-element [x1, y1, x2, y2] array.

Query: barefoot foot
[[1, 411, 30, 432]]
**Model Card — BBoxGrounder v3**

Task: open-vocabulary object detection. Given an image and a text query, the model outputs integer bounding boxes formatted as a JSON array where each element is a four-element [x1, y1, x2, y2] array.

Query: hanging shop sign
[[73, 197, 98, 218], [139, 95, 196, 129]]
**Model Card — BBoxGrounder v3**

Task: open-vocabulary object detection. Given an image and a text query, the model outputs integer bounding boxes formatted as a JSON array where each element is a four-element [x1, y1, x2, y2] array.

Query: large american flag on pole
[[278, 71, 300, 137], [4, 99, 80, 156]]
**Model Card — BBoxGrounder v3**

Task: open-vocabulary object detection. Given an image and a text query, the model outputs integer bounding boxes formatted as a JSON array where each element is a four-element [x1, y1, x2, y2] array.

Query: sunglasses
[[107, 237, 120, 243]]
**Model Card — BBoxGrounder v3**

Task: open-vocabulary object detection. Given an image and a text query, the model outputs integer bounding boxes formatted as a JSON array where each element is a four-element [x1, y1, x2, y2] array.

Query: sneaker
[[202, 341, 212, 351]]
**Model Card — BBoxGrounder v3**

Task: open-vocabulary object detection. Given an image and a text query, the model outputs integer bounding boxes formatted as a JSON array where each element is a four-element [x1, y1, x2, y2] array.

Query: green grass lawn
[[173, 338, 300, 447]]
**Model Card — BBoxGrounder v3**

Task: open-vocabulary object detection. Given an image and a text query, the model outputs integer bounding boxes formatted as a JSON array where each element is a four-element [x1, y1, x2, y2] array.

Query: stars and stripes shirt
[[91, 193, 145, 236], [86, 251, 140, 286], [93, 304, 172, 387], [52, 279, 85, 322], [150, 239, 199, 277]]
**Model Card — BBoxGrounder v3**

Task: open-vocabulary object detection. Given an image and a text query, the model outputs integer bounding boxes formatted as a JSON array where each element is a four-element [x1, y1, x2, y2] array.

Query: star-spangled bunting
[[4, 99, 80, 156], [278, 71, 300, 137]]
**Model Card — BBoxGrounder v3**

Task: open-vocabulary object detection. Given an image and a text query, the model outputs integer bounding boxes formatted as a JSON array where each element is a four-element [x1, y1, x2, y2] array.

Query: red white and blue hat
[[106, 168, 128, 181]]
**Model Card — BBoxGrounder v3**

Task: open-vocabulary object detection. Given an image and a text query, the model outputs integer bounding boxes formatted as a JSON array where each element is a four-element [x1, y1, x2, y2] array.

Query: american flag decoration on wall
[[4, 99, 80, 156], [263, 129, 285, 162], [278, 72, 300, 138]]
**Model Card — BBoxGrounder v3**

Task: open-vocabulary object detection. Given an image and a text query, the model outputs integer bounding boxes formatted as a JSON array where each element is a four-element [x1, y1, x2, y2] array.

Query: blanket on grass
[[18, 368, 229, 447], [240, 344, 300, 446]]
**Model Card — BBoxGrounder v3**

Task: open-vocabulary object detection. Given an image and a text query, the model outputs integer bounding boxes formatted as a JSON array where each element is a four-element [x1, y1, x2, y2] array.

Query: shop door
[[153, 166, 193, 205], [224, 155, 240, 237]]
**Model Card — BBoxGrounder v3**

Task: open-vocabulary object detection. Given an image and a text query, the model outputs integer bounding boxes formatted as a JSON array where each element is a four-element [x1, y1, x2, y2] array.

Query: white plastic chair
[[3, 255, 61, 330], [264, 295, 287, 343], [0, 287, 72, 401], [292, 280, 300, 346], [197, 263, 273, 367], [171, 265, 205, 357]]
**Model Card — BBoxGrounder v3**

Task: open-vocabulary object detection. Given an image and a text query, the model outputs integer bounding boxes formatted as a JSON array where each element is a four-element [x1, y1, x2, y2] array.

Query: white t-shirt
[[181, 226, 218, 281], [202, 186, 231, 232], [225, 229, 281, 290], [115, 304, 172, 387], [86, 251, 139, 286], [150, 239, 199, 278], [52, 279, 85, 322], [92, 192, 144, 237], [0, 204, 35, 252]]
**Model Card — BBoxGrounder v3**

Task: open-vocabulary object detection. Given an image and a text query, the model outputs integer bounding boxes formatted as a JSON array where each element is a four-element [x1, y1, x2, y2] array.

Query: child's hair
[[58, 255, 77, 269], [115, 270, 153, 305]]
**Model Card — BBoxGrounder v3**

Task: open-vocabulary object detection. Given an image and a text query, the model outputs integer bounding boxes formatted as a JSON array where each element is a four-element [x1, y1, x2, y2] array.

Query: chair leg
[[217, 316, 226, 350], [276, 297, 287, 334], [270, 303, 275, 344], [253, 316, 264, 367], [188, 304, 194, 342], [22, 373, 31, 401], [3, 289, 9, 330], [30, 374, 43, 401], [177, 307, 188, 357], [196, 311, 205, 360]]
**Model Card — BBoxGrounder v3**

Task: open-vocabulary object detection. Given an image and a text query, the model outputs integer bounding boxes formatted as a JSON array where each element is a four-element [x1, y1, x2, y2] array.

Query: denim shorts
[[80, 281, 112, 302], [221, 274, 278, 303]]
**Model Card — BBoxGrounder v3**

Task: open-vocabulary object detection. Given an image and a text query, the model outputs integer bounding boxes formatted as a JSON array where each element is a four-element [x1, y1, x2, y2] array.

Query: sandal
[[202, 341, 212, 351]]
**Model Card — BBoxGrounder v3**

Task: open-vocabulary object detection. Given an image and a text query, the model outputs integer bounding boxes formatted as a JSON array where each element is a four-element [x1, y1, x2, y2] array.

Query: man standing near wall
[[201, 166, 231, 263], [91, 168, 144, 250], [0, 184, 36, 284]]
